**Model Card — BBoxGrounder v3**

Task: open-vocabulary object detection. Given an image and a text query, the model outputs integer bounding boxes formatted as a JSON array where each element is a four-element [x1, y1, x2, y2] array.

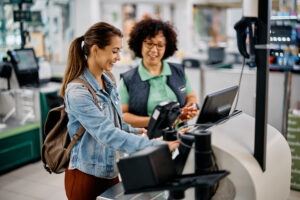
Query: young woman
[[118, 18, 198, 128], [60, 22, 179, 200]]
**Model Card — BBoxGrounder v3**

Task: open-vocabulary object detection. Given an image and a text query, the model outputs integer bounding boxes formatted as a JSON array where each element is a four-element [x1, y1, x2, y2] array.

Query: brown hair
[[60, 22, 122, 98], [128, 18, 177, 59]]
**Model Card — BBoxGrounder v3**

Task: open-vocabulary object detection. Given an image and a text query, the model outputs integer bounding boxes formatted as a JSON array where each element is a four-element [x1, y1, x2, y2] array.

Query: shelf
[[271, 16, 299, 21], [269, 64, 300, 72]]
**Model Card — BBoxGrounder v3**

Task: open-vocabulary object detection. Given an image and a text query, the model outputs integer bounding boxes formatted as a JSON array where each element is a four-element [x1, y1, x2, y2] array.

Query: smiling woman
[[89, 35, 122, 87], [58, 22, 178, 200], [118, 18, 199, 128]]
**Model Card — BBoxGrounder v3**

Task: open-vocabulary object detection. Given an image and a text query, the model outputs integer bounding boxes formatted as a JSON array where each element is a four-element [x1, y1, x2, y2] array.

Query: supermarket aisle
[[0, 160, 300, 200]]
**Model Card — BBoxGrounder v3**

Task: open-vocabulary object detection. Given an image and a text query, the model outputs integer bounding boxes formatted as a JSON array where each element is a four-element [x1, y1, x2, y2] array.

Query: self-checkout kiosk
[[0, 48, 62, 124], [0, 48, 62, 173], [98, 0, 291, 199]]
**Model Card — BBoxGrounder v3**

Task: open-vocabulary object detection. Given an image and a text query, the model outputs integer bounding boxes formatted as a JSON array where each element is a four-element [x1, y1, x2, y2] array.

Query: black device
[[182, 58, 201, 68], [206, 47, 225, 65], [117, 144, 176, 192], [196, 85, 239, 125], [7, 48, 39, 87], [147, 100, 181, 140], [0, 62, 12, 90]]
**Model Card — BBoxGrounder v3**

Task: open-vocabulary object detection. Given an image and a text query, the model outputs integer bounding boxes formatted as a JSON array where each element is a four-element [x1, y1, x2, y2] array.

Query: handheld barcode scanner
[[234, 17, 257, 64], [234, 0, 266, 68]]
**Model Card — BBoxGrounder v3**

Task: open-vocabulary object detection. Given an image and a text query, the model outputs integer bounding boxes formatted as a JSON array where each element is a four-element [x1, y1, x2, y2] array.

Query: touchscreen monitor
[[8, 48, 39, 87], [196, 85, 239, 124], [14, 48, 39, 71]]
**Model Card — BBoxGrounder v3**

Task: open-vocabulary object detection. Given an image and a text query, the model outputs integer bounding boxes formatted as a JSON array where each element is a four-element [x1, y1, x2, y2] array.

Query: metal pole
[[254, 0, 271, 172], [282, 70, 292, 137], [18, 3, 25, 49], [200, 66, 205, 105]]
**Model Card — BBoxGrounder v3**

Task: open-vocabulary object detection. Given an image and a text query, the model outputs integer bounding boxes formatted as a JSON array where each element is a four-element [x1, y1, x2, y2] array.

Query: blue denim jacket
[[65, 68, 164, 178]]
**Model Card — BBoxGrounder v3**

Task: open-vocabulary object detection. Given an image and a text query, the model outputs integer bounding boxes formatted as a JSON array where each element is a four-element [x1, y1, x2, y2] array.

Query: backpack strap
[[66, 78, 100, 151], [67, 73, 117, 149], [104, 71, 117, 87], [72, 78, 98, 105], [66, 126, 86, 153]]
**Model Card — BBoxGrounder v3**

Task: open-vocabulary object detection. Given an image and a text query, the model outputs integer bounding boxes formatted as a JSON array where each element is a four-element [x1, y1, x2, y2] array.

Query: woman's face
[[141, 31, 166, 67], [95, 35, 122, 71]]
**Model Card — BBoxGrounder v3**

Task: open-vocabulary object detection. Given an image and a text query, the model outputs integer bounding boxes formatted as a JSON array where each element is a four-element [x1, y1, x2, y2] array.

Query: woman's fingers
[[166, 140, 180, 151]]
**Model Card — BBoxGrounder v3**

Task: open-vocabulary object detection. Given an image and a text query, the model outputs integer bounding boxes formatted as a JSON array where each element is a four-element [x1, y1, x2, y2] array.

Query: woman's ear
[[90, 45, 99, 57]]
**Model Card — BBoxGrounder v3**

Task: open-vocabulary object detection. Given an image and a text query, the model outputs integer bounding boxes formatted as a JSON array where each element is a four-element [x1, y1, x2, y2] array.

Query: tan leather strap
[[67, 78, 100, 151], [67, 74, 117, 148], [66, 126, 85, 153], [72, 78, 99, 105], [104, 71, 117, 87]]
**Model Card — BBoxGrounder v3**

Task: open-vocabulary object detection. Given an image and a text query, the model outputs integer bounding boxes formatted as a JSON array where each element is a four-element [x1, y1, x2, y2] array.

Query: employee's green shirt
[[118, 60, 193, 116]]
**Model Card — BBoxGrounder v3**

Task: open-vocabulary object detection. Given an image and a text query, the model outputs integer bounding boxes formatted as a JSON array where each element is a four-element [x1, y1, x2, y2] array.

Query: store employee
[[118, 18, 198, 128]]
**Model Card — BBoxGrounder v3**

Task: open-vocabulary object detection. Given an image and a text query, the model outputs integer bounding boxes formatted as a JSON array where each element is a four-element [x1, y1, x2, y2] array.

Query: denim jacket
[[65, 68, 164, 178]]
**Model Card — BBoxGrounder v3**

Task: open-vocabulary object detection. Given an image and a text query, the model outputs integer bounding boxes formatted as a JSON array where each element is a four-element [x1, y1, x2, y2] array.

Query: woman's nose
[[149, 45, 159, 52], [116, 53, 121, 61]]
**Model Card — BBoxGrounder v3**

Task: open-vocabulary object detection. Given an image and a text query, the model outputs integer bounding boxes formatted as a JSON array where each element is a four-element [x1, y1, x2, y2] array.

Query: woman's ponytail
[[60, 35, 86, 98]]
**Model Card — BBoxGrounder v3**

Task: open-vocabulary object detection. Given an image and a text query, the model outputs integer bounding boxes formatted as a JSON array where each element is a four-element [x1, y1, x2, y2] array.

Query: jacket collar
[[81, 68, 101, 91], [80, 68, 115, 92]]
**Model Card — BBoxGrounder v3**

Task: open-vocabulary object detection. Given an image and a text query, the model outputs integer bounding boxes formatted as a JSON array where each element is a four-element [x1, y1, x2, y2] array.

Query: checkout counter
[[0, 48, 61, 173], [96, 84, 290, 200], [98, 113, 291, 200]]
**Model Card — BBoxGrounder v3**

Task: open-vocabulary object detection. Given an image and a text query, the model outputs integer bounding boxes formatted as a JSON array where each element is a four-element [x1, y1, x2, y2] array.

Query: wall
[[185, 66, 300, 134], [73, 0, 101, 37]]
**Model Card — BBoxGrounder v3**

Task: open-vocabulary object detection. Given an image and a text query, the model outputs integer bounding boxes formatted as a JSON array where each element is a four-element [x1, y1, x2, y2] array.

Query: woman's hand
[[166, 140, 180, 151], [178, 127, 190, 135], [139, 128, 147, 134]]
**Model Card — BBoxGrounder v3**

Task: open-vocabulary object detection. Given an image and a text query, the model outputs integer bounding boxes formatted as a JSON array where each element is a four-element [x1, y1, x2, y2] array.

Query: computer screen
[[14, 48, 39, 71], [196, 85, 238, 124], [8, 48, 39, 87]]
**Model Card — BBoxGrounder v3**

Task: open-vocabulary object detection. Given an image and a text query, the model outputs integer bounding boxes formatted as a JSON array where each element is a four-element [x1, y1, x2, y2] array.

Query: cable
[[232, 56, 246, 113]]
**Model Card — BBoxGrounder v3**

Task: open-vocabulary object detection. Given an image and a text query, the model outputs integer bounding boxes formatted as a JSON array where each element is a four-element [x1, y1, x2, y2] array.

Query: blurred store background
[[1, 0, 300, 199]]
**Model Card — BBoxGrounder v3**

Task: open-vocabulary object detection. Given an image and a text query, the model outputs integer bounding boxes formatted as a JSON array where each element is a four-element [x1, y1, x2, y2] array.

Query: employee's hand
[[186, 107, 198, 120], [166, 140, 180, 151], [180, 103, 199, 121], [139, 128, 147, 135]]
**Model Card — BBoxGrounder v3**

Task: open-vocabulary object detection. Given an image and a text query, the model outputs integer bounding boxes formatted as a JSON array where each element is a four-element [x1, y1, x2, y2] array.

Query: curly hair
[[128, 18, 178, 60]]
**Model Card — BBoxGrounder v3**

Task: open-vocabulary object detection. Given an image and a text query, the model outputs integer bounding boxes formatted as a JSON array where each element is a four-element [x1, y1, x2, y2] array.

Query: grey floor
[[0, 161, 66, 200], [0, 160, 300, 200]]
